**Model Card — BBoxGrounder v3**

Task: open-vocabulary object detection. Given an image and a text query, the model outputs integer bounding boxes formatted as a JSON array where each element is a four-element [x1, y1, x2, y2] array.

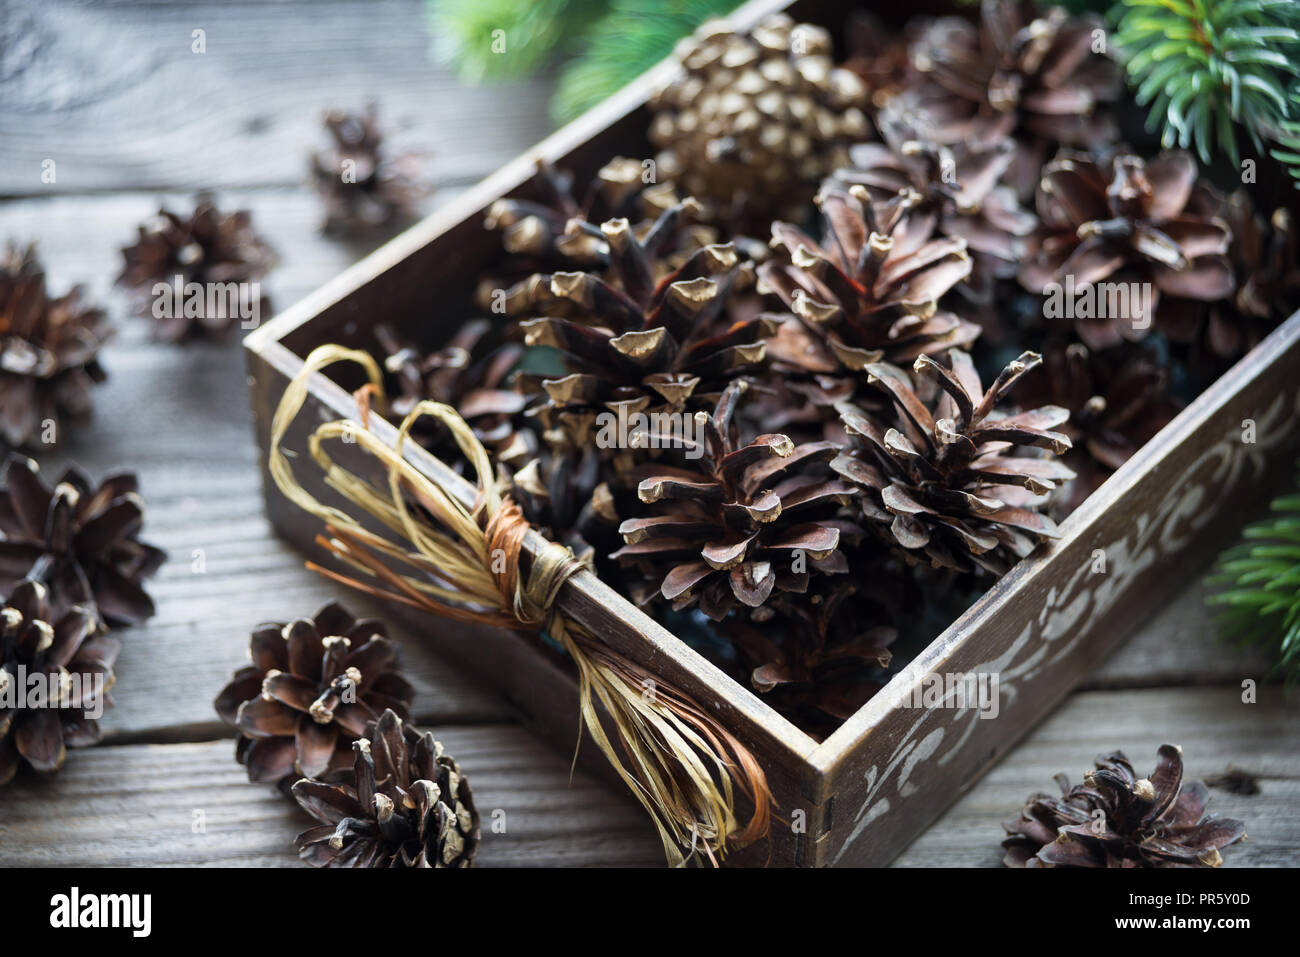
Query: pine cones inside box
[[349, 0, 1298, 740]]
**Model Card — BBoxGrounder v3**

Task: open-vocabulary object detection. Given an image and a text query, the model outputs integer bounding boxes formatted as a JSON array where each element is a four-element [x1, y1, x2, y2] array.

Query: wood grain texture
[[0, 728, 664, 867], [0, 0, 554, 195], [893, 687, 1300, 868]]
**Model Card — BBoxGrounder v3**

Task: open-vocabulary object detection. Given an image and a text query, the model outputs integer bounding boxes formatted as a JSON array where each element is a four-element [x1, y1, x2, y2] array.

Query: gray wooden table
[[1, 0, 1295, 867]]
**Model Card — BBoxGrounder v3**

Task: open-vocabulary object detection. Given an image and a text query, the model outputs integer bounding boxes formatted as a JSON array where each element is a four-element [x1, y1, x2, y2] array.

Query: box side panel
[[818, 317, 1300, 867]]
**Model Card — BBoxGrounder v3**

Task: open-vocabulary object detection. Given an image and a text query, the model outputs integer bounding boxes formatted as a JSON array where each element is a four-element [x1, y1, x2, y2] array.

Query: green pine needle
[[1270, 82, 1300, 187], [1206, 466, 1300, 686], [1113, 0, 1300, 168], [426, 0, 607, 82]]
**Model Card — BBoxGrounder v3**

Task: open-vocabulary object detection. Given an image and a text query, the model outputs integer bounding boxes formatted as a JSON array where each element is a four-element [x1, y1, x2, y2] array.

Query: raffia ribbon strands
[[268, 345, 772, 865]]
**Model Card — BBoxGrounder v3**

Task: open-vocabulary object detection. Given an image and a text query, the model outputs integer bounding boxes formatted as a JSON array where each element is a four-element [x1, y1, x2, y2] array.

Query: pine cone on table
[[905, 0, 1122, 196], [117, 195, 276, 342], [310, 103, 426, 233], [0, 456, 165, 629], [0, 580, 115, 785], [1003, 745, 1246, 867], [833, 349, 1073, 575], [292, 709, 479, 868], [1017, 149, 1235, 351], [649, 14, 870, 231], [610, 379, 857, 619], [0, 243, 110, 449], [214, 601, 414, 789]]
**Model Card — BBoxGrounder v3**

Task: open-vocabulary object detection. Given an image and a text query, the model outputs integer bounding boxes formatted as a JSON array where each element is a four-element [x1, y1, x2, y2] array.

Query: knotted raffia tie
[[268, 344, 771, 866]]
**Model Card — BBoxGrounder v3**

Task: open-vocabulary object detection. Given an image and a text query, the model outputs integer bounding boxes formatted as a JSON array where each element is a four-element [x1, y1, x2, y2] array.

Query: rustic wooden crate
[[245, 0, 1300, 865]]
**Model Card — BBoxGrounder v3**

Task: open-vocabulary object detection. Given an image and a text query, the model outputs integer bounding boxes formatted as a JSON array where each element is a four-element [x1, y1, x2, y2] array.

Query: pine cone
[[479, 158, 724, 317], [649, 14, 870, 231], [0, 580, 115, 785], [1013, 341, 1180, 517], [0, 456, 165, 628], [214, 602, 414, 788], [833, 349, 1073, 575], [724, 576, 896, 736], [292, 709, 479, 868], [611, 380, 857, 619], [760, 181, 979, 385], [518, 236, 772, 444], [0, 243, 110, 449], [1160, 190, 1300, 370], [1003, 745, 1246, 867], [374, 320, 533, 468], [834, 101, 1037, 297], [843, 11, 917, 110], [117, 196, 276, 341], [906, 0, 1122, 196], [1018, 149, 1235, 351], [310, 103, 426, 233]]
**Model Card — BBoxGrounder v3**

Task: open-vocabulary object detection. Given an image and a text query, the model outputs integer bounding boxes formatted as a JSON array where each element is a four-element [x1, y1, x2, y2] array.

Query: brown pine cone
[[1013, 341, 1181, 517], [292, 709, 479, 868], [1018, 149, 1235, 351], [649, 14, 870, 231], [905, 0, 1122, 196], [0, 580, 115, 785], [0, 456, 165, 629], [760, 181, 979, 389], [117, 195, 276, 341], [833, 349, 1073, 575], [834, 99, 1037, 298], [0, 243, 110, 449], [610, 379, 857, 619], [310, 103, 426, 233], [1003, 745, 1246, 867], [214, 602, 414, 789]]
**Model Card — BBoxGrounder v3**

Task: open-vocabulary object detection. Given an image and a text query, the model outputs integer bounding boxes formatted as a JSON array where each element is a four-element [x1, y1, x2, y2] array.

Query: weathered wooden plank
[[893, 687, 1300, 868], [0, 0, 555, 195], [0, 729, 664, 867]]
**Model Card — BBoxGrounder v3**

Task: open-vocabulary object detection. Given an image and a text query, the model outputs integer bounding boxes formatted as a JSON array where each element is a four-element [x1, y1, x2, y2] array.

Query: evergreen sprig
[[1113, 0, 1300, 167], [1206, 467, 1300, 685], [1270, 81, 1300, 187]]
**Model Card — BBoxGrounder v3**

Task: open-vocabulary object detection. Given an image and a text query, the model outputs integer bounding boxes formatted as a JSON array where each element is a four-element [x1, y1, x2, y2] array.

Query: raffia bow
[[269, 344, 771, 865]]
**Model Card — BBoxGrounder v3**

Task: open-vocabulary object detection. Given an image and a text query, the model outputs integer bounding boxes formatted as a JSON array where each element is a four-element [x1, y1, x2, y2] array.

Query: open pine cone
[[611, 380, 856, 619], [292, 709, 479, 868], [518, 235, 772, 445], [1014, 341, 1181, 517], [310, 103, 426, 233], [834, 100, 1036, 297], [0, 243, 110, 449], [1, 579, 115, 785], [833, 349, 1073, 575], [649, 14, 869, 230], [761, 182, 979, 388], [1018, 149, 1235, 350], [905, 0, 1121, 196], [117, 195, 276, 341], [214, 602, 414, 789], [0, 456, 165, 628], [1003, 745, 1246, 867]]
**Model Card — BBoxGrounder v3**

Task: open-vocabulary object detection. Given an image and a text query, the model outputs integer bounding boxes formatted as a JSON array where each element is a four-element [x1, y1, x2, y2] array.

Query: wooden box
[[245, 0, 1300, 865]]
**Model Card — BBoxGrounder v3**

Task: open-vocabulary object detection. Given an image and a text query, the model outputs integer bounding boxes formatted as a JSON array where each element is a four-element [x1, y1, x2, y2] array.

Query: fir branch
[[426, 0, 606, 82], [553, 0, 743, 121], [1113, 0, 1300, 167], [1270, 82, 1300, 187], [1206, 466, 1300, 686]]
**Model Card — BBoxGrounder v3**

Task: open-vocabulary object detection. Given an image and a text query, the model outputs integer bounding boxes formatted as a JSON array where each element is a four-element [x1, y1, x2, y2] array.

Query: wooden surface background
[[0, 0, 1295, 867]]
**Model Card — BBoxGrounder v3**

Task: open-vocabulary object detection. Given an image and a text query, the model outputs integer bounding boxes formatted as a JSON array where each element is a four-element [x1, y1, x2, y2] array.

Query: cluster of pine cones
[[369, 3, 1300, 738]]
